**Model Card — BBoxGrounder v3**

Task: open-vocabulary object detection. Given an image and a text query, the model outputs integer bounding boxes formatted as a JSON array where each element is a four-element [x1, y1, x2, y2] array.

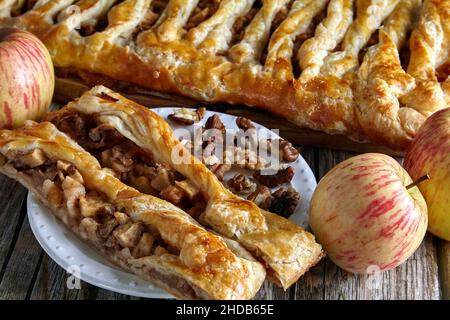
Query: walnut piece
[[278, 139, 299, 162], [247, 185, 272, 210], [227, 173, 256, 193], [253, 166, 294, 188], [168, 107, 206, 125], [236, 117, 255, 131], [269, 187, 301, 218], [208, 163, 231, 181], [226, 147, 266, 171], [204, 114, 225, 132]]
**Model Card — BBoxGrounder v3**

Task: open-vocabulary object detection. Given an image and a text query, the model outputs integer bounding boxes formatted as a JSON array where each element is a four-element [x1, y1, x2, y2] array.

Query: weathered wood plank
[[437, 240, 450, 300], [0, 176, 27, 284], [293, 147, 326, 300], [29, 255, 79, 300], [0, 214, 43, 299]]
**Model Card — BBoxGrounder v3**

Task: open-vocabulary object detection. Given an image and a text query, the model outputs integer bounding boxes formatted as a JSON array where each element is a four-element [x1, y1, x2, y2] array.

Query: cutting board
[[54, 77, 404, 157]]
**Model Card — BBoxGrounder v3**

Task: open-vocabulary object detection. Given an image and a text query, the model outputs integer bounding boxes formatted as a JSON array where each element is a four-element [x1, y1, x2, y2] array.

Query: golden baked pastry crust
[[0, 120, 267, 300], [2, 0, 447, 149], [46, 85, 324, 290]]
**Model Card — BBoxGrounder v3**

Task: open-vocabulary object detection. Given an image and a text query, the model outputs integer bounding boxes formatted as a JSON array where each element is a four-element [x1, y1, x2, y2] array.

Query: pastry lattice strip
[[1, 0, 449, 150]]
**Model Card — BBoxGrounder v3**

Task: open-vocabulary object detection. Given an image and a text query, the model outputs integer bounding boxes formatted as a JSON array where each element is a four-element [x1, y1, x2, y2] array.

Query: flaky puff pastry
[[2, 0, 450, 150], [47, 85, 324, 290], [0, 121, 266, 300]]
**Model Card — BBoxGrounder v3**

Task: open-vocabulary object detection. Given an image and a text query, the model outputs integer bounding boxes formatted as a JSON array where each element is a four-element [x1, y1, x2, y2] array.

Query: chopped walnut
[[168, 107, 206, 125], [113, 222, 144, 248], [227, 174, 256, 193], [132, 233, 155, 258], [278, 139, 300, 162], [208, 163, 231, 181], [236, 117, 255, 131], [247, 185, 272, 210], [204, 114, 225, 132], [269, 187, 301, 218], [226, 147, 266, 171], [253, 166, 295, 188]]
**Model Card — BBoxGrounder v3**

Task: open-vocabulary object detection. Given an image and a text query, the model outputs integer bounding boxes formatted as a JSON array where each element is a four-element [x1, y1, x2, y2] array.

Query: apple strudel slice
[[46, 85, 324, 289], [0, 120, 266, 300]]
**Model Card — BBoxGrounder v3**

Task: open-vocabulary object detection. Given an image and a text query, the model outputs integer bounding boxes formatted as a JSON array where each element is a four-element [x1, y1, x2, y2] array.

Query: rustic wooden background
[[0, 81, 448, 300]]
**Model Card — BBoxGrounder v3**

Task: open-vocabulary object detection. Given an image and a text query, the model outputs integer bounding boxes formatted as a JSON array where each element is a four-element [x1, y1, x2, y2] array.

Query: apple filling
[[0, 148, 210, 299], [47, 110, 208, 219]]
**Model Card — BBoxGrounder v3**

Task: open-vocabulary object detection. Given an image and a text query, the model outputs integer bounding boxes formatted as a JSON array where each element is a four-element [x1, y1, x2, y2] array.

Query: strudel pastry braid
[[0, 120, 266, 300], [47, 86, 324, 289]]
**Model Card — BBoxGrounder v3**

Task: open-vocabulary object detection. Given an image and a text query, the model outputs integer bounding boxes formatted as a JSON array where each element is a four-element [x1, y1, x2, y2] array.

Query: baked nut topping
[[236, 117, 255, 131], [227, 173, 256, 194], [253, 166, 295, 188], [204, 114, 226, 132], [269, 187, 301, 218], [278, 139, 300, 163], [168, 107, 206, 125], [247, 185, 272, 211], [208, 163, 231, 181]]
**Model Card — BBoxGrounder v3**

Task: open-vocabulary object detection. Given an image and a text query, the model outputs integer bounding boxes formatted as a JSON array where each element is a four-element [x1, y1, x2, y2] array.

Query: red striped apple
[[309, 153, 428, 274], [404, 108, 450, 241], [0, 28, 54, 129]]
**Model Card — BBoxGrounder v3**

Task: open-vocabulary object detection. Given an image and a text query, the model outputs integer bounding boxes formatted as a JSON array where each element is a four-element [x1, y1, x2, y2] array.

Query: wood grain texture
[[0, 176, 27, 282], [0, 214, 43, 299], [438, 240, 450, 300]]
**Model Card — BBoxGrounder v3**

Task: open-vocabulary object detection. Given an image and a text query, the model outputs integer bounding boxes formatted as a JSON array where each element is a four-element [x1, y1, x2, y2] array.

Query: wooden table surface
[[0, 146, 448, 300]]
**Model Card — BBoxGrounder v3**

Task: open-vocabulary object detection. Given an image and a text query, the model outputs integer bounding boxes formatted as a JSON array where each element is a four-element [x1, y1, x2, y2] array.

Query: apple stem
[[406, 174, 430, 190]]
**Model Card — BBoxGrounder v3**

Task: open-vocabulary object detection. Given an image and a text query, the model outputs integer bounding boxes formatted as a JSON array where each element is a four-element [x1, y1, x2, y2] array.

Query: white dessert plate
[[27, 107, 317, 299]]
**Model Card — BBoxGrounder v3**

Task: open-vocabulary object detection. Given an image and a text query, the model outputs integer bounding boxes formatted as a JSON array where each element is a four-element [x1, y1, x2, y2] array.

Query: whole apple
[[309, 153, 428, 274], [404, 108, 450, 241], [0, 28, 54, 129]]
